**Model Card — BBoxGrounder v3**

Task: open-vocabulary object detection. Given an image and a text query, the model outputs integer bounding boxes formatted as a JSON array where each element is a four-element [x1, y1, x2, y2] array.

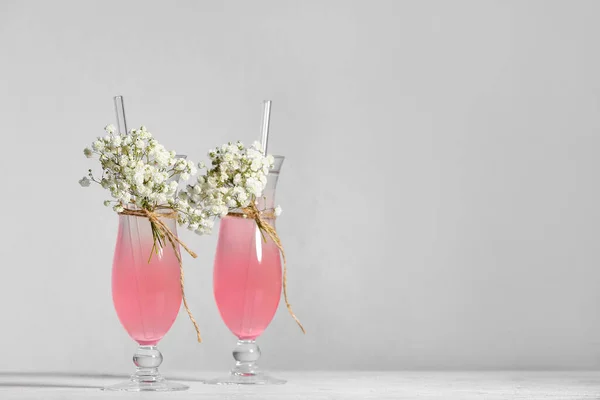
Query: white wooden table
[[0, 371, 599, 399]]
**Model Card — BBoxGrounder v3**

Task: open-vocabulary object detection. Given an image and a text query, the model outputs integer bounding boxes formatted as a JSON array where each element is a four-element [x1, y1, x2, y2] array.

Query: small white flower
[[245, 177, 262, 195], [174, 160, 186, 171], [237, 191, 248, 204], [226, 198, 238, 208], [119, 192, 132, 203], [79, 177, 91, 187], [133, 171, 144, 187], [103, 200, 111, 207], [105, 124, 116, 134], [250, 158, 262, 172], [156, 193, 167, 204], [274, 205, 282, 216], [92, 140, 104, 151], [207, 176, 218, 188], [153, 172, 166, 185]]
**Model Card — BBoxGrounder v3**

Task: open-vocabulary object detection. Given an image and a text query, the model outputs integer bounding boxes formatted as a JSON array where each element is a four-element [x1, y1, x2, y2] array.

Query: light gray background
[[1, 0, 599, 374]]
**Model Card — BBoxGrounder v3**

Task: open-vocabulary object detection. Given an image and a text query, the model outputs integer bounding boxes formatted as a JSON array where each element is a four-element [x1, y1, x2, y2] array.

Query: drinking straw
[[114, 95, 128, 135], [260, 100, 272, 155]]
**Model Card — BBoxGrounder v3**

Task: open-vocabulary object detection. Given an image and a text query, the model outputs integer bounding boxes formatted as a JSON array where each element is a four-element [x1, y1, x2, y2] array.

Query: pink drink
[[214, 215, 282, 340], [112, 214, 182, 345]]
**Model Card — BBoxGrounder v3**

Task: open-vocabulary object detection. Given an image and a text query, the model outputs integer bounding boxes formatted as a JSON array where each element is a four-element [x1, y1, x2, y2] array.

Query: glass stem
[[132, 345, 164, 383], [232, 340, 261, 376]]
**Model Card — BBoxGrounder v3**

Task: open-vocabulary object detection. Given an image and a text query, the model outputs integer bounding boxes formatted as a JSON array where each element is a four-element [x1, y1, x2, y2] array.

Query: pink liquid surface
[[112, 215, 182, 345], [214, 216, 282, 340]]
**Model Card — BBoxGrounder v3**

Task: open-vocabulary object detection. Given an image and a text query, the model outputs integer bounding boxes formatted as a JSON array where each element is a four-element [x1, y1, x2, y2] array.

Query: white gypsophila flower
[[250, 158, 262, 172], [81, 124, 216, 235], [92, 140, 104, 151], [105, 124, 115, 134], [274, 205, 282, 216], [233, 173, 242, 185], [245, 177, 262, 195], [180, 140, 275, 231], [79, 177, 91, 187]]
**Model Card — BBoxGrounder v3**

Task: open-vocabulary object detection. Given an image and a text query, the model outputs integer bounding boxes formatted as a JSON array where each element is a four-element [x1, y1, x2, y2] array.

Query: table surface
[[0, 371, 599, 399]]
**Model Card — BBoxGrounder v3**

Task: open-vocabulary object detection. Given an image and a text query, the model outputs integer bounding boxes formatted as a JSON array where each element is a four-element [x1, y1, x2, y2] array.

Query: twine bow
[[119, 208, 203, 343], [230, 202, 306, 334]]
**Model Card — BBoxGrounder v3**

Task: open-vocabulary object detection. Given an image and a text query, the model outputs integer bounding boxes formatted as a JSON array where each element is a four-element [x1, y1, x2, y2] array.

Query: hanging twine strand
[[229, 202, 306, 334], [119, 208, 203, 343]]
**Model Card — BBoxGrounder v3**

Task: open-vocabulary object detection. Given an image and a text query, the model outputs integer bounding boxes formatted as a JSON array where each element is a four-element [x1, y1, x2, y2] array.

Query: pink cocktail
[[214, 215, 282, 339], [106, 212, 188, 391], [112, 216, 182, 345]]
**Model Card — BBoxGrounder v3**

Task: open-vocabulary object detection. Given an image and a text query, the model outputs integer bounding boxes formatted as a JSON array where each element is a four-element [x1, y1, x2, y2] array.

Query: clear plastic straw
[[260, 100, 272, 155], [114, 95, 128, 135]]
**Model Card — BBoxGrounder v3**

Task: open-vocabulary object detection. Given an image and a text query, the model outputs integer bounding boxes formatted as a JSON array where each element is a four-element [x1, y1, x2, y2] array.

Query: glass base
[[205, 371, 286, 385], [204, 340, 285, 385], [103, 376, 189, 392], [102, 346, 188, 391]]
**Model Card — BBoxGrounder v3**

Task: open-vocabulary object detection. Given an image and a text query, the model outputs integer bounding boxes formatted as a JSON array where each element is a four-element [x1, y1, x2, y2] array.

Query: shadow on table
[[0, 372, 124, 389], [0, 371, 206, 389], [0, 382, 103, 389]]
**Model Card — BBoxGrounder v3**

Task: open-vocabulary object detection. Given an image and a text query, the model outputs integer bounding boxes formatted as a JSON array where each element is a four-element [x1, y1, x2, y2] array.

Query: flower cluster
[[80, 125, 213, 232], [181, 141, 275, 229], [81, 126, 280, 237]]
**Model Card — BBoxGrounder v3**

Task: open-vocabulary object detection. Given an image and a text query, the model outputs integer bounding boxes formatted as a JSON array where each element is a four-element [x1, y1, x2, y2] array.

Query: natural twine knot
[[119, 207, 202, 343], [230, 202, 306, 334]]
